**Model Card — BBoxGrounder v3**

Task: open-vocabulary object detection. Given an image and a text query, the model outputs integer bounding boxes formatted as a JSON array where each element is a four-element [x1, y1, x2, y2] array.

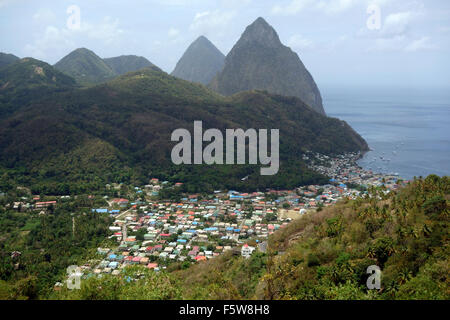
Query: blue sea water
[[323, 85, 450, 180]]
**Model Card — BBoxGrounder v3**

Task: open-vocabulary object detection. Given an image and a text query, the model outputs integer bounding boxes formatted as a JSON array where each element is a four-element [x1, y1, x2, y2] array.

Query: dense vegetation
[[104, 55, 157, 76], [51, 175, 449, 300], [0, 52, 20, 69], [0, 193, 113, 299], [0, 62, 367, 195], [263, 175, 449, 299], [54, 48, 159, 86], [54, 48, 117, 85]]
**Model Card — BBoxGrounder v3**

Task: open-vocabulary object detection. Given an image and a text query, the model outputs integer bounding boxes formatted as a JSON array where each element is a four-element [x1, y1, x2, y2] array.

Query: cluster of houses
[[304, 152, 407, 192], [86, 162, 401, 276], [86, 189, 286, 274], [2, 155, 410, 285]]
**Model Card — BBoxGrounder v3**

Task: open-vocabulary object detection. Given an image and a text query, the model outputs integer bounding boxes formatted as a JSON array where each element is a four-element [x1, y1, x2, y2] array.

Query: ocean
[[323, 85, 450, 180]]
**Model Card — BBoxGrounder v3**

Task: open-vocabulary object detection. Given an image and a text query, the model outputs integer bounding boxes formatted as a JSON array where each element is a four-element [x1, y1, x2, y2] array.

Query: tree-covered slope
[[103, 55, 158, 76], [262, 175, 449, 299], [54, 48, 116, 85], [0, 58, 77, 116], [0, 66, 367, 194], [0, 53, 20, 69]]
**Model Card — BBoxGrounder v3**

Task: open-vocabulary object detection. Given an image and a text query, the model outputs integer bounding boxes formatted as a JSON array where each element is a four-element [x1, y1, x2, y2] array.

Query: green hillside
[[0, 63, 367, 194], [54, 48, 116, 85], [0, 53, 20, 69], [0, 58, 77, 116], [104, 55, 157, 76]]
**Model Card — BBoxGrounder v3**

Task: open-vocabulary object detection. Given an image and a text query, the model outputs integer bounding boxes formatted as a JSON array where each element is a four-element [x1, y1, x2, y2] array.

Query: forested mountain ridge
[[104, 55, 158, 76], [0, 52, 20, 69], [54, 48, 116, 85], [0, 63, 367, 194]]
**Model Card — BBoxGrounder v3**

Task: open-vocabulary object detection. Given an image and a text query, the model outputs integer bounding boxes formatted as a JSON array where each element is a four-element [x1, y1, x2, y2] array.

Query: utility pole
[[122, 223, 127, 243], [72, 216, 75, 238]]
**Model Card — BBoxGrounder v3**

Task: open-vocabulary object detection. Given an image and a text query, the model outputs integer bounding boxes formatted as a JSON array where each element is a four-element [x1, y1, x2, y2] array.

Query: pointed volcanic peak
[[171, 36, 225, 85], [210, 17, 326, 115], [0, 52, 20, 69], [54, 48, 116, 85], [103, 55, 159, 76]]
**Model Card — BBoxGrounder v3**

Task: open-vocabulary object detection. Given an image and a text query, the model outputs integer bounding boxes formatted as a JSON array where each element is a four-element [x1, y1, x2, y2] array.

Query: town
[[3, 152, 407, 284]]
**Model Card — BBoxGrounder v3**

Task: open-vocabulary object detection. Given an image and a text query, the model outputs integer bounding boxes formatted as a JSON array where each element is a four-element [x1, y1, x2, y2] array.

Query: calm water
[[323, 85, 450, 180]]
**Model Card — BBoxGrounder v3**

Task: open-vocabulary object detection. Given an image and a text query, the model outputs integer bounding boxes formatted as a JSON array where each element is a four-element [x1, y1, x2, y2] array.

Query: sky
[[1, 0, 450, 88]]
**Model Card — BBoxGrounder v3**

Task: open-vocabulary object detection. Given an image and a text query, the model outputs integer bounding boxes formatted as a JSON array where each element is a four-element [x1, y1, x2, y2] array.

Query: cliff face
[[171, 36, 225, 85], [210, 17, 325, 115]]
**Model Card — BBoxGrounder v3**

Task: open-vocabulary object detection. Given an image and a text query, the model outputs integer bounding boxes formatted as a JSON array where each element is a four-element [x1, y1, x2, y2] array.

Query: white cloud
[[81, 17, 124, 44], [316, 0, 359, 15], [24, 26, 75, 61], [405, 36, 437, 52], [168, 27, 180, 38], [24, 16, 125, 62], [381, 11, 414, 37], [32, 8, 56, 24], [190, 10, 236, 34], [149, 0, 207, 6], [0, 0, 15, 8], [361, 8, 435, 53], [287, 34, 315, 51], [271, 0, 314, 15], [438, 26, 450, 34], [288, 34, 349, 53], [367, 35, 406, 52], [367, 35, 436, 53], [272, 0, 392, 16]]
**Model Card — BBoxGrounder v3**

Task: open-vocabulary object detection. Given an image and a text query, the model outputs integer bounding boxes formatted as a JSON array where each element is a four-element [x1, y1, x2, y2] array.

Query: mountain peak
[[171, 36, 225, 85], [191, 36, 219, 51], [72, 47, 95, 55], [54, 48, 115, 85], [239, 17, 281, 48], [0, 52, 20, 69], [103, 55, 158, 75], [210, 18, 325, 115], [196, 35, 209, 42]]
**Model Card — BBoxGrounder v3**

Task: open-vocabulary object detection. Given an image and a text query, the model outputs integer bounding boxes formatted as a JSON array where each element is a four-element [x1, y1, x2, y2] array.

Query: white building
[[241, 244, 255, 259]]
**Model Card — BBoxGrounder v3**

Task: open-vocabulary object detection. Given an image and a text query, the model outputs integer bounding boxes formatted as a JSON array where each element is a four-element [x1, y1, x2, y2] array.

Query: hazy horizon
[[1, 0, 449, 88]]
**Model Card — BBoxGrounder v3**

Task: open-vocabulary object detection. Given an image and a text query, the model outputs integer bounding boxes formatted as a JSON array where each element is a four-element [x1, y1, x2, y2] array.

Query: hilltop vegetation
[[0, 53, 20, 69], [54, 48, 158, 86], [0, 58, 78, 117], [104, 55, 157, 76], [50, 175, 449, 300], [54, 48, 116, 85], [0, 64, 367, 195]]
